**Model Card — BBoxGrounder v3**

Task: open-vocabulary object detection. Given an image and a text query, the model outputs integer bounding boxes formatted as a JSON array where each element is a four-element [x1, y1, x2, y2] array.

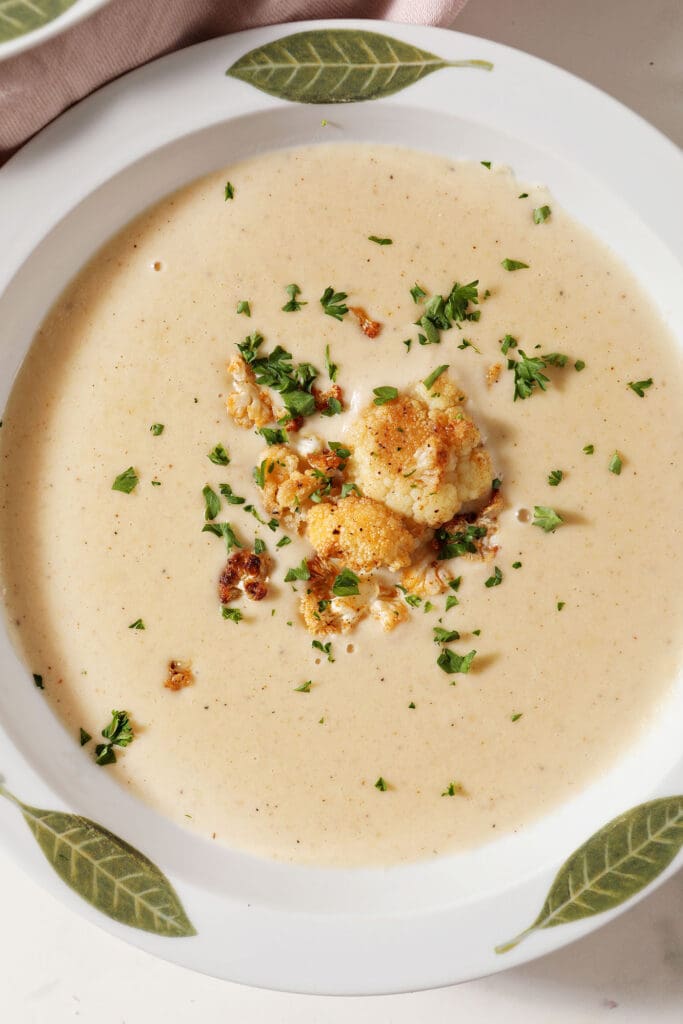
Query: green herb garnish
[[437, 649, 476, 675], [608, 451, 623, 475], [219, 483, 246, 504], [254, 538, 266, 554], [548, 470, 563, 487], [511, 712, 523, 722], [150, 423, 164, 436], [484, 566, 503, 588], [533, 205, 551, 224], [410, 283, 426, 303], [423, 365, 449, 390], [128, 619, 145, 630], [222, 606, 243, 622], [312, 640, 334, 662], [224, 181, 235, 200], [442, 781, 463, 796], [574, 359, 586, 371], [276, 536, 292, 548], [325, 344, 338, 382], [332, 568, 360, 597], [32, 673, 43, 689], [583, 444, 595, 455], [202, 521, 243, 551], [112, 467, 138, 494], [374, 777, 388, 791], [79, 728, 91, 746], [294, 680, 312, 693], [202, 485, 221, 520], [282, 284, 307, 312], [433, 627, 460, 643], [435, 523, 486, 559], [557, 601, 565, 611], [510, 350, 550, 400], [481, 160, 491, 169], [341, 482, 361, 498], [501, 258, 529, 271], [368, 235, 392, 245], [512, 561, 522, 569], [532, 506, 564, 532], [373, 386, 398, 405], [236, 300, 251, 317], [628, 378, 653, 397], [101, 709, 134, 747], [320, 286, 349, 321], [208, 444, 230, 466], [284, 559, 311, 583]]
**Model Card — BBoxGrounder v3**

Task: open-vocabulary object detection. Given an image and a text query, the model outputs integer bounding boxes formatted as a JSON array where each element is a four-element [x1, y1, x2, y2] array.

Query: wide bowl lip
[[0, 0, 111, 61], [0, 18, 682, 995]]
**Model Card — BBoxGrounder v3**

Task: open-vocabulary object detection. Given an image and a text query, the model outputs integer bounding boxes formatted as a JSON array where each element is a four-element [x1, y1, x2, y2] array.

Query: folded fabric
[[0, 0, 468, 164]]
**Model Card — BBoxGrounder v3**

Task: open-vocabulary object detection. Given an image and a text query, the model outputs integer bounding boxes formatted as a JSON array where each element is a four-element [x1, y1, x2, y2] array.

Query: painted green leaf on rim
[[0, 0, 77, 43], [0, 786, 196, 937], [226, 29, 492, 104], [496, 796, 683, 953]]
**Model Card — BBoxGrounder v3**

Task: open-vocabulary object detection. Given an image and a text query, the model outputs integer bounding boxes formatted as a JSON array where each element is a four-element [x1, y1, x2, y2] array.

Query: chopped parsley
[[254, 538, 267, 554], [329, 441, 351, 460], [532, 506, 564, 532], [276, 536, 292, 548], [101, 709, 134, 747], [501, 258, 529, 271], [332, 568, 360, 597], [112, 467, 138, 494], [79, 728, 91, 746], [224, 181, 234, 200], [608, 451, 623, 475], [150, 423, 164, 436], [435, 523, 486, 559], [341, 482, 361, 498], [433, 627, 460, 643], [151, 480, 161, 486], [312, 640, 334, 662], [492, 477, 502, 491], [32, 673, 44, 689], [575, 359, 586, 372], [128, 619, 145, 630], [368, 235, 392, 245], [449, 577, 462, 592], [423, 365, 449, 390], [202, 485, 221, 520], [222, 607, 243, 623], [548, 469, 563, 487], [437, 649, 476, 675], [533, 205, 551, 224], [484, 566, 503, 588], [510, 350, 550, 401], [415, 280, 480, 346], [237, 333, 318, 419], [518, 192, 529, 198], [481, 160, 491, 169], [410, 283, 427, 303], [374, 777, 388, 791], [219, 483, 246, 504], [557, 601, 565, 611], [442, 781, 463, 796], [320, 286, 349, 321], [320, 396, 342, 418], [208, 443, 230, 466], [282, 284, 307, 312], [583, 444, 595, 455], [259, 426, 288, 446], [325, 344, 338, 382], [244, 505, 278, 531], [511, 712, 523, 722], [542, 352, 569, 367], [95, 744, 117, 766], [373, 385, 398, 405], [404, 593, 422, 608], [284, 559, 310, 583], [628, 378, 653, 397], [445, 595, 459, 611], [500, 334, 518, 354], [294, 680, 312, 692], [202, 521, 243, 551], [236, 300, 251, 317], [457, 338, 481, 353], [253, 459, 268, 489], [512, 561, 522, 569]]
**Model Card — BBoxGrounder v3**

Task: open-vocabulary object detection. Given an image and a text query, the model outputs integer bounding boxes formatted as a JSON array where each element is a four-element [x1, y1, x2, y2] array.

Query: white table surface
[[1, 0, 681, 1020]]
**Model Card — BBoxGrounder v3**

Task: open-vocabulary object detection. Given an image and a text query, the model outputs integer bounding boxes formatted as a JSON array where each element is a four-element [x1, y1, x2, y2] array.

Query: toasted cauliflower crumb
[[257, 442, 346, 529], [300, 556, 377, 636], [165, 660, 194, 691], [349, 306, 382, 338], [486, 363, 502, 387], [347, 375, 492, 527], [218, 549, 270, 603], [307, 496, 417, 572], [400, 558, 456, 596], [370, 586, 410, 631], [226, 354, 276, 429]]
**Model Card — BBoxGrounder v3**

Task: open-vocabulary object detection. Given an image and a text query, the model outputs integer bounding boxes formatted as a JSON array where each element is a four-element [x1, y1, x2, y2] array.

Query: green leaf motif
[[0, 786, 195, 937], [0, 0, 76, 43], [226, 30, 493, 104], [496, 796, 683, 954]]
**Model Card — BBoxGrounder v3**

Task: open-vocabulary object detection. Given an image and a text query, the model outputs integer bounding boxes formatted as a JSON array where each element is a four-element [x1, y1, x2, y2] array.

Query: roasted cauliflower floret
[[226, 354, 276, 429], [400, 557, 455, 597], [347, 375, 492, 527], [306, 496, 417, 572], [300, 556, 377, 636], [257, 442, 346, 529], [218, 549, 270, 603], [370, 586, 410, 631]]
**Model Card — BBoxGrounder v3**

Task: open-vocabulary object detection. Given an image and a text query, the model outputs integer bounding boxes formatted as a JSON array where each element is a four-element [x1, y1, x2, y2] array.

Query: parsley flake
[[320, 286, 349, 321], [332, 568, 360, 597], [583, 444, 595, 455], [434, 627, 460, 643], [202, 485, 221, 520], [254, 538, 267, 555], [532, 506, 564, 532], [548, 469, 563, 487], [112, 467, 138, 494], [79, 728, 91, 746], [202, 521, 243, 551], [484, 566, 503, 588], [284, 559, 311, 583], [533, 205, 551, 224], [481, 160, 491, 169], [150, 423, 164, 436], [373, 386, 398, 405], [501, 259, 529, 271], [208, 444, 230, 466], [282, 284, 307, 312], [276, 536, 292, 548], [437, 649, 476, 675], [512, 561, 522, 569], [442, 781, 463, 796], [368, 235, 392, 245], [236, 300, 251, 317], [101, 709, 134, 748], [410, 283, 427, 303], [341, 482, 361, 498], [374, 777, 388, 791], [219, 483, 246, 504], [628, 378, 653, 397], [312, 640, 334, 662], [324, 344, 338, 382], [294, 680, 312, 692], [32, 673, 43, 689], [128, 619, 145, 630], [557, 601, 565, 611], [575, 359, 586, 372], [224, 181, 235, 200], [423, 365, 449, 390], [608, 451, 623, 475], [511, 712, 523, 722]]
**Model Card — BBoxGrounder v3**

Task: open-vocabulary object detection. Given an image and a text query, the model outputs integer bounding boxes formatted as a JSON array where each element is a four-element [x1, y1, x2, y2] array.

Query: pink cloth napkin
[[0, 0, 468, 164]]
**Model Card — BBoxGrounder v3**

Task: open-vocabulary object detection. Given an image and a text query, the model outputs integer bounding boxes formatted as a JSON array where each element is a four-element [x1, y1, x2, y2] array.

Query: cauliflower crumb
[[218, 549, 270, 603], [307, 496, 417, 572], [349, 306, 382, 338], [226, 354, 276, 429], [486, 363, 502, 387], [400, 558, 456, 596], [257, 442, 346, 529], [347, 374, 492, 527], [300, 556, 377, 636], [165, 660, 194, 691], [370, 586, 410, 631]]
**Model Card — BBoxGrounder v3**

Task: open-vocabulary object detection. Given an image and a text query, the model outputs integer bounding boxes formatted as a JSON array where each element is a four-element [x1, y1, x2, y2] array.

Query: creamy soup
[[1, 145, 682, 866]]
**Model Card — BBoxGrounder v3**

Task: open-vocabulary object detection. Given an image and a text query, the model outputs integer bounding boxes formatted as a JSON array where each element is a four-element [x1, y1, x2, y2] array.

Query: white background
[[1, 0, 681, 1019]]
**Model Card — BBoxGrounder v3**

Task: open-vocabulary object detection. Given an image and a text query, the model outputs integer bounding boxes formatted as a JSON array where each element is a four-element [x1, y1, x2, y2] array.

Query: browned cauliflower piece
[[347, 375, 492, 527], [300, 556, 377, 636], [226, 354, 276, 429], [306, 496, 417, 573], [370, 586, 410, 631], [400, 557, 456, 597], [218, 549, 271, 602], [257, 442, 346, 530]]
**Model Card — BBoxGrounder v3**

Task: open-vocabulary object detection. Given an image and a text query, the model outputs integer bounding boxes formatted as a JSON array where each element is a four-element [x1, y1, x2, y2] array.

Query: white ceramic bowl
[[0, 20, 681, 995]]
